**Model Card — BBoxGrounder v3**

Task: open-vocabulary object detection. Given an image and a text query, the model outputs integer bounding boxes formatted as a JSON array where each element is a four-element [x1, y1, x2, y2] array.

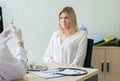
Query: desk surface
[[13, 63, 99, 81]]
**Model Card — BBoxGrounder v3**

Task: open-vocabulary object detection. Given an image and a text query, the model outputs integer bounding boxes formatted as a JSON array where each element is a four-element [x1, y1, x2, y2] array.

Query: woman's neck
[[62, 29, 71, 36]]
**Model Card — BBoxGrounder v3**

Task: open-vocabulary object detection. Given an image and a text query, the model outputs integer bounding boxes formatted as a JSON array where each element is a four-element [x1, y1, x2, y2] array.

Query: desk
[[13, 63, 99, 81]]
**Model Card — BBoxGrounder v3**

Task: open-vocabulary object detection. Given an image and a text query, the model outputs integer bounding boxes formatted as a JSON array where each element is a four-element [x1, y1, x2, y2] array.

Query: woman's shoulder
[[74, 30, 87, 39], [51, 30, 60, 37], [77, 29, 88, 35], [52, 30, 60, 35]]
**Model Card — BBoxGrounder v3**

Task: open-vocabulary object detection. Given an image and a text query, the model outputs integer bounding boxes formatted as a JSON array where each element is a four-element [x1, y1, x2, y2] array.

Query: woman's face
[[59, 12, 71, 30]]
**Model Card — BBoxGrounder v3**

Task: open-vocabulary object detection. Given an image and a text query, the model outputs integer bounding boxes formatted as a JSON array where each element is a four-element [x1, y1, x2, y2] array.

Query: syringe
[[11, 16, 14, 25]]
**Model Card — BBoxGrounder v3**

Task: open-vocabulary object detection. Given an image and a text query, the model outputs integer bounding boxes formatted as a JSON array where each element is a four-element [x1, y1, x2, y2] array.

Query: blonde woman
[[43, 6, 87, 67]]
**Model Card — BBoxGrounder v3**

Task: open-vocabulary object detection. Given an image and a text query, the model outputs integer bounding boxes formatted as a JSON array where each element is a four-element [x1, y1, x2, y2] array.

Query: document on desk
[[32, 71, 64, 79], [32, 68, 86, 79]]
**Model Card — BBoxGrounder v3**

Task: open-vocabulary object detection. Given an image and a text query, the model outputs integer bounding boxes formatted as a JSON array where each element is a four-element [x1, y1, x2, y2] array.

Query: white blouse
[[43, 30, 88, 67]]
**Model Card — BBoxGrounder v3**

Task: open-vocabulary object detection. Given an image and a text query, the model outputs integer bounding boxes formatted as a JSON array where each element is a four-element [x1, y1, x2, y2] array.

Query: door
[[92, 47, 106, 81], [106, 48, 120, 81]]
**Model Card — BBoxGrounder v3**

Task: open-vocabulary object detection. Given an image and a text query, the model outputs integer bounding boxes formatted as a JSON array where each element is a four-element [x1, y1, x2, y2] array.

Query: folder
[[94, 36, 116, 46]]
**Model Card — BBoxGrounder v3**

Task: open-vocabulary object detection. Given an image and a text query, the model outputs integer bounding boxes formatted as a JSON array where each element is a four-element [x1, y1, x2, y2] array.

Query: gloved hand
[[11, 26, 23, 43], [0, 28, 13, 45]]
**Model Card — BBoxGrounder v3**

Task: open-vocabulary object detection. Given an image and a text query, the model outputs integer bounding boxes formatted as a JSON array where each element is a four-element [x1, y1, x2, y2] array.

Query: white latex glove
[[11, 26, 23, 43], [0, 28, 13, 45]]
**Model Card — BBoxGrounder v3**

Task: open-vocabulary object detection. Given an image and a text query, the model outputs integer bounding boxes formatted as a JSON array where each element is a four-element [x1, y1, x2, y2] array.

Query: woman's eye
[[60, 17, 69, 20], [64, 17, 69, 19], [60, 17, 63, 19]]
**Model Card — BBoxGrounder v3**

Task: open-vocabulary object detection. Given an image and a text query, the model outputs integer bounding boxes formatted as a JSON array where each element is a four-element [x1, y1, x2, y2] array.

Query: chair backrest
[[83, 39, 94, 68]]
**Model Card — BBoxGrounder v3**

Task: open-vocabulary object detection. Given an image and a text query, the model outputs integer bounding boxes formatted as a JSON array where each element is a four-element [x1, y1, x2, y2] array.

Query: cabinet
[[91, 46, 120, 81]]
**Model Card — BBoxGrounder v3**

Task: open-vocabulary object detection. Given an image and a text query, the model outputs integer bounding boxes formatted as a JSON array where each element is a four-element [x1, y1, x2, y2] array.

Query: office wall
[[0, 0, 120, 62]]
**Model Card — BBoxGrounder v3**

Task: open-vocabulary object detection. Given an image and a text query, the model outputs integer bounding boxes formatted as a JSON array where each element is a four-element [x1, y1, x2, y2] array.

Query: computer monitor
[[0, 7, 3, 33]]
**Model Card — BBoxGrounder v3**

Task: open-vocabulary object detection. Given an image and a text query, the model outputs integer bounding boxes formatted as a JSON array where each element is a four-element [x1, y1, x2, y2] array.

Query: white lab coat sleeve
[[70, 31, 88, 67], [0, 44, 27, 81], [43, 32, 55, 64]]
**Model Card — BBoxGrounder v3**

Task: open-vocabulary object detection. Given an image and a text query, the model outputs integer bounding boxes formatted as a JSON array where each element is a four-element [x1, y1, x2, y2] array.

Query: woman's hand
[[51, 61, 60, 65]]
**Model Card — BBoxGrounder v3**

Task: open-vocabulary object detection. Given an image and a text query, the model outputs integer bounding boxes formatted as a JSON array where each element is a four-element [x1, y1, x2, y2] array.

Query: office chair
[[83, 39, 94, 68]]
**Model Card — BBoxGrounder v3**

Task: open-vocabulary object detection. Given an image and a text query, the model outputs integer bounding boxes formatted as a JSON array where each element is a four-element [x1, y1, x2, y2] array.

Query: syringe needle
[[11, 16, 13, 25]]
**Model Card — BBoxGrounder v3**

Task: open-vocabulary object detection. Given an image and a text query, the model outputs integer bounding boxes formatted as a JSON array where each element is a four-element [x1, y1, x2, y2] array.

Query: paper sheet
[[32, 71, 64, 79]]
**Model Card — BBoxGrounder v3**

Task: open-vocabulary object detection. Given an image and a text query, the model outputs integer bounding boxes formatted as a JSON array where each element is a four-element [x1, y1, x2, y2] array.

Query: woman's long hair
[[58, 6, 78, 34]]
